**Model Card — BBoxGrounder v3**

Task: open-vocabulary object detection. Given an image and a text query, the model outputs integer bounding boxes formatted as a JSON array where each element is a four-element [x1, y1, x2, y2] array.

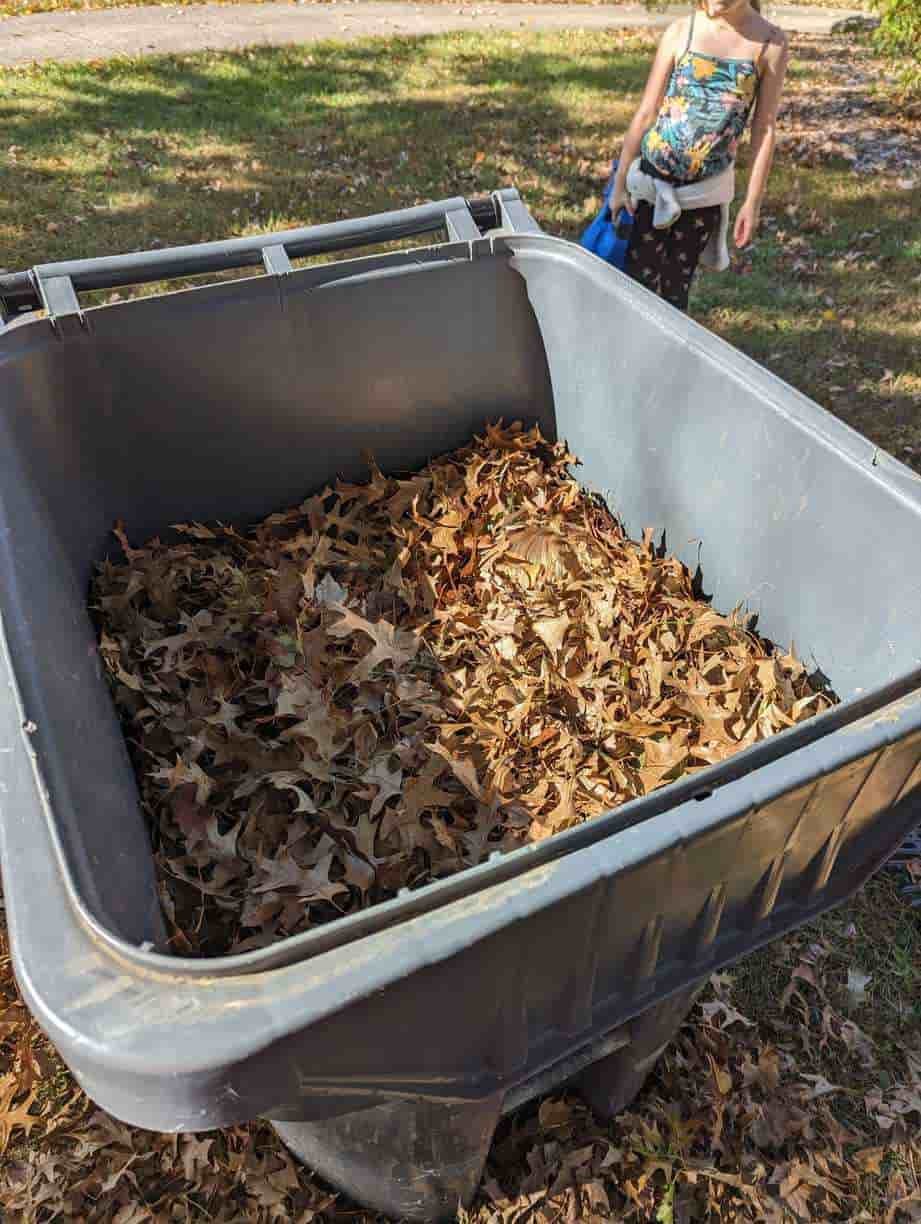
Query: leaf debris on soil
[[3, 877, 920, 1222], [92, 422, 834, 955]]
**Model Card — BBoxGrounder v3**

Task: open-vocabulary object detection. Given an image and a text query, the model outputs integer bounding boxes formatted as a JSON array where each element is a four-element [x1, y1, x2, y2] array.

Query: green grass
[[0, 34, 642, 254], [695, 173, 921, 465], [732, 874, 921, 1085], [2, 30, 918, 469]]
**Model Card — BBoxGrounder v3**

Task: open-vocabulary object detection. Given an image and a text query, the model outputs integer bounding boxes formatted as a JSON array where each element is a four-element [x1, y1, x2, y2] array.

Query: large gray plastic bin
[[1, 190, 919, 1221]]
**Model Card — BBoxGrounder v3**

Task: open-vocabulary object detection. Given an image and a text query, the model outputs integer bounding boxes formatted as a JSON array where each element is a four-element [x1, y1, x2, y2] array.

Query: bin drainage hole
[[693, 788, 714, 802]]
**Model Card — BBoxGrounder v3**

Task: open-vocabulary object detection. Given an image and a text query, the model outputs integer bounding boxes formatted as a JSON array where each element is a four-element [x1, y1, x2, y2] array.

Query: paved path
[[0, 1, 864, 67]]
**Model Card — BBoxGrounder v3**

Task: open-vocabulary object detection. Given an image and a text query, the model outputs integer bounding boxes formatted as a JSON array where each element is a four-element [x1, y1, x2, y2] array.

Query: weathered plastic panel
[[0, 230, 919, 1220]]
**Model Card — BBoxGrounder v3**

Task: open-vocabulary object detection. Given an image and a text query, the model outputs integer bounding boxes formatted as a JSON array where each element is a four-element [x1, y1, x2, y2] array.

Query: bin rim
[[1, 231, 920, 982], [4, 648, 921, 1090]]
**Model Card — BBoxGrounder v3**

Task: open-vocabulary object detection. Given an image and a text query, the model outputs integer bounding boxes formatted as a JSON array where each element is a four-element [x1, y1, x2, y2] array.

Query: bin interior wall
[[0, 254, 555, 944], [0, 242, 919, 952], [513, 246, 921, 699]]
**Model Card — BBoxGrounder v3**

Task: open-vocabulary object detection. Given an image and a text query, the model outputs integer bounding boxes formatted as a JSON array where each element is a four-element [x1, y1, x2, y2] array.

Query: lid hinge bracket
[[444, 205, 481, 243], [262, 244, 293, 309], [32, 269, 86, 338]]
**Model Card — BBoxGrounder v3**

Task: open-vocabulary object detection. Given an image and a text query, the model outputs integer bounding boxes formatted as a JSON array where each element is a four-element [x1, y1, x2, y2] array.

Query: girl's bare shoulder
[[752, 12, 789, 54], [659, 14, 694, 50]]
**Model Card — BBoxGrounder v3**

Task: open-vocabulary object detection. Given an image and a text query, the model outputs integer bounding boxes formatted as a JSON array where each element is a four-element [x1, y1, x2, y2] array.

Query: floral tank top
[[641, 11, 767, 184]]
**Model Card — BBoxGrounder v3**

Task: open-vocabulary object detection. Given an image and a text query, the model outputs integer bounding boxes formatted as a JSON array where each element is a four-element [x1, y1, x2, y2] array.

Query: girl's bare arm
[[735, 32, 790, 246], [610, 20, 683, 216]]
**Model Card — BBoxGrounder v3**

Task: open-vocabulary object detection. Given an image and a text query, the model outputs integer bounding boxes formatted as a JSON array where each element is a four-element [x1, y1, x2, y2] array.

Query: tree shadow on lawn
[[691, 171, 921, 473], [698, 296, 921, 471], [0, 34, 649, 264], [1, 35, 917, 472]]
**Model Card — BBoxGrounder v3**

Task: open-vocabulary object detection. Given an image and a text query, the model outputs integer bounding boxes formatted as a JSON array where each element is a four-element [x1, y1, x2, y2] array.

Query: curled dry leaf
[[852, 1146, 884, 1174], [93, 423, 834, 955]]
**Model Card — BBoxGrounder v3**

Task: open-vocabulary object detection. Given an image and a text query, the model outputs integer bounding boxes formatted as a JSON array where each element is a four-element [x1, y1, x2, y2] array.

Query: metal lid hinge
[[32, 269, 86, 338], [444, 205, 481, 243], [262, 244, 293, 310]]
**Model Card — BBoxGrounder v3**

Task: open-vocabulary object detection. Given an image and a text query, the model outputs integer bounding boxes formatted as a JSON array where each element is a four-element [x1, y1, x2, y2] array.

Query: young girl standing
[[610, 0, 789, 311]]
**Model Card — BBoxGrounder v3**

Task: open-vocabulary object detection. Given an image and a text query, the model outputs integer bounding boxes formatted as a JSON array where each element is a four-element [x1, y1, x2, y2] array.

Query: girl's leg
[[624, 202, 668, 297], [659, 205, 722, 312]]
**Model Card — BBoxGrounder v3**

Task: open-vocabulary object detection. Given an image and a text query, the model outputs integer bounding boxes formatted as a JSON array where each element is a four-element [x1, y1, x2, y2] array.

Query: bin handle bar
[[0, 191, 510, 320]]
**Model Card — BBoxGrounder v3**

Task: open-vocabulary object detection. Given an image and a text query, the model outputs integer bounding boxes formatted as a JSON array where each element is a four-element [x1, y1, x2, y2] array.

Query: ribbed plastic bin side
[[1, 200, 919, 1222]]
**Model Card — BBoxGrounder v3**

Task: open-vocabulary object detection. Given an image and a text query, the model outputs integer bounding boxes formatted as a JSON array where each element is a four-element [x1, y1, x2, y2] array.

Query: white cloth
[[625, 158, 735, 272]]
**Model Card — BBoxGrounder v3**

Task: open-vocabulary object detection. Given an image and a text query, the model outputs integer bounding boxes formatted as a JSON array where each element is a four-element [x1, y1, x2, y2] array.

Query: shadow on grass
[[0, 35, 649, 263], [0, 32, 918, 471], [693, 283, 921, 469]]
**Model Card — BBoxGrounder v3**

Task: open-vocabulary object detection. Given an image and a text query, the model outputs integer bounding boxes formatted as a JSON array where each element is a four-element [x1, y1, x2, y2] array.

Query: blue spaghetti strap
[[684, 10, 696, 56]]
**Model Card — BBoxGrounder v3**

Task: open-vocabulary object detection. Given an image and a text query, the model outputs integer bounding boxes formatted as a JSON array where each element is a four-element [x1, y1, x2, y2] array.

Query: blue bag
[[579, 159, 634, 272]]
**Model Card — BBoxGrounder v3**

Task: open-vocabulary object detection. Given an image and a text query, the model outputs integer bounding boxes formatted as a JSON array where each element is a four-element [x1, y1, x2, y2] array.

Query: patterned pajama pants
[[624, 201, 722, 312]]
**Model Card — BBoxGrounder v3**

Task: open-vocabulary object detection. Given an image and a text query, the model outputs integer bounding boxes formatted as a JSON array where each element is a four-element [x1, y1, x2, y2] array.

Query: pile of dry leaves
[[94, 422, 832, 955]]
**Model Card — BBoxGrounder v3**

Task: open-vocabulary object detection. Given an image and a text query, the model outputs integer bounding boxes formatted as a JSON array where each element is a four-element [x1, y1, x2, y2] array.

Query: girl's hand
[[734, 199, 760, 248], [610, 183, 635, 219]]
